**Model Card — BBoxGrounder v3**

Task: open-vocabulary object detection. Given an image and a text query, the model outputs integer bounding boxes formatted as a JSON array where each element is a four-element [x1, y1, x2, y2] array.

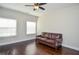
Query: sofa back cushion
[[42, 32, 49, 38], [42, 32, 62, 39], [51, 34, 58, 39]]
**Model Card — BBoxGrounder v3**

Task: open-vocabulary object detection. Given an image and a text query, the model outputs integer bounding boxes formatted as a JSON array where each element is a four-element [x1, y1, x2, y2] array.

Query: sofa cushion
[[36, 37, 41, 39], [39, 38, 55, 44], [51, 35, 56, 39], [48, 33, 52, 39], [39, 37, 46, 41], [56, 35, 60, 38], [51, 34, 60, 39], [42, 32, 49, 38], [44, 33, 49, 38], [45, 39, 55, 44]]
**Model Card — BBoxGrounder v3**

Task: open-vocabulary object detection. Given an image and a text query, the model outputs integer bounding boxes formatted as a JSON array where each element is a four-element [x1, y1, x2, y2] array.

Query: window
[[26, 21, 36, 34], [0, 18, 16, 37]]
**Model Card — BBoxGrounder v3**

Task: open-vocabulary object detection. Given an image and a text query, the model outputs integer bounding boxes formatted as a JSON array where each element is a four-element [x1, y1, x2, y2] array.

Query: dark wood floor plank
[[0, 40, 79, 55]]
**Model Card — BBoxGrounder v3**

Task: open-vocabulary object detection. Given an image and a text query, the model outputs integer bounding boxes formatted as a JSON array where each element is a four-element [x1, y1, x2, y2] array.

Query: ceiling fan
[[24, 3, 47, 11]]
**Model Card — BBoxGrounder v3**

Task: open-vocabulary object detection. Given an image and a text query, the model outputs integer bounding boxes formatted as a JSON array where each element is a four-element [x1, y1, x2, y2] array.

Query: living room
[[0, 2, 79, 56]]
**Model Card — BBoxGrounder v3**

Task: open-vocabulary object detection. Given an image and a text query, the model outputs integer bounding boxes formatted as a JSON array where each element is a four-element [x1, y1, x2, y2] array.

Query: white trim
[[0, 37, 35, 46], [62, 44, 79, 51]]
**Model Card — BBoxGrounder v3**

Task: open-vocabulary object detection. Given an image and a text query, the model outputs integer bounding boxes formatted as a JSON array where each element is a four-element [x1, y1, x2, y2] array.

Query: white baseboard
[[62, 44, 79, 51], [0, 37, 35, 46]]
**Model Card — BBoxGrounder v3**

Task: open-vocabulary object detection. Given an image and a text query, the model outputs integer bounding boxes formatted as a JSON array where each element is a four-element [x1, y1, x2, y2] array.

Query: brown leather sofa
[[36, 32, 63, 49]]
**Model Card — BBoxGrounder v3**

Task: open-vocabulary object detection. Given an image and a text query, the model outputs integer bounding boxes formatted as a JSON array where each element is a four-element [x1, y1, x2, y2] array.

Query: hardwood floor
[[0, 40, 79, 55]]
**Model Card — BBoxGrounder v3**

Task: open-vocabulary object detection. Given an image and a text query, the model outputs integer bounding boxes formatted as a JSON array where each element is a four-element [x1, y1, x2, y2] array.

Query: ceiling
[[0, 3, 79, 16]]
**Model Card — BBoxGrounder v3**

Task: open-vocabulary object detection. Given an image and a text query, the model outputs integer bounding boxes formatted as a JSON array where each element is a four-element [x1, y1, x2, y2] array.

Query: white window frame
[[0, 17, 16, 37], [26, 21, 36, 35]]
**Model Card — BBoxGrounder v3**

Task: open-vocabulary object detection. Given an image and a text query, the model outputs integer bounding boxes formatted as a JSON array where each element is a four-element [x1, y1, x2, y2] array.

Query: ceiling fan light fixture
[[25, 3, 47, 11], [34, 5, 39, 10]]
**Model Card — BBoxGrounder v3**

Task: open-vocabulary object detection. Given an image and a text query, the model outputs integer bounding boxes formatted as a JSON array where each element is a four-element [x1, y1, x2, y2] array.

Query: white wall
[[0, 7, 38, 45], [37, 6, 79, 51]]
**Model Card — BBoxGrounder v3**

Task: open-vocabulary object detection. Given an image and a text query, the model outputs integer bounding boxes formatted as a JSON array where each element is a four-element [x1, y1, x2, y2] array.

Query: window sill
[[0, 35, 17, 38]]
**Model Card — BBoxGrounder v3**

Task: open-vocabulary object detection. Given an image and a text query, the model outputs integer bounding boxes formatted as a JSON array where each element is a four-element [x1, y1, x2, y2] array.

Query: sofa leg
[[55, 47, 58, 50], [55, 45, 62, 50]]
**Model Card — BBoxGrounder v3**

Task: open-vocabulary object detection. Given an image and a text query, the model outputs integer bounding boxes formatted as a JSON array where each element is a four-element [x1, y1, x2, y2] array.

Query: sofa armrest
[[36, 35, 42, 37], [36, 35, 45, 38]]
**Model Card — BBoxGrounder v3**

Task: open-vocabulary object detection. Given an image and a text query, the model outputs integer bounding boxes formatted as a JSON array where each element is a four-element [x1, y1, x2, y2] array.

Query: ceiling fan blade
[[39, 7, 45, 10], [24, 5, 33, 6], [39, 3, 47, 5]]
